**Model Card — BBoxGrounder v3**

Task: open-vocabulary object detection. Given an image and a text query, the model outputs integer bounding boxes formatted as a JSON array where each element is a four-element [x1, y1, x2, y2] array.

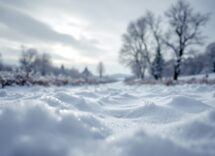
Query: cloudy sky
[[0, 0, 214, 74]]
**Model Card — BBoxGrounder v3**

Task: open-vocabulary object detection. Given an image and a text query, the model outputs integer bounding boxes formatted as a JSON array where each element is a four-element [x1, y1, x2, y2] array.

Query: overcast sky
[[0, 0, 214, 74]]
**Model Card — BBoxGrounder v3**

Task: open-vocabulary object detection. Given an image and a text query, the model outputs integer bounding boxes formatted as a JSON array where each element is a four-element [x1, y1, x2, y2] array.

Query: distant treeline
[[0, 48, 115, 88]]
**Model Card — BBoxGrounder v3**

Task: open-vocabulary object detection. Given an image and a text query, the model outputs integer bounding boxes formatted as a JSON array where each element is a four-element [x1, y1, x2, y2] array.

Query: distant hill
[[109, 73, 131, 81]]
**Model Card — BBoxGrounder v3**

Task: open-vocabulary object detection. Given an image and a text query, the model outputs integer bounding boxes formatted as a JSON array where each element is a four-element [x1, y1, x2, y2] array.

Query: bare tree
[[40, 53, 52, 76], [33, 52, 52, 76], [152, 49, 164, 79], [165, 0, 209, 80], [97, 62, 105, 79], [206, 42, 215, 73], [119, 18, 149, 79], [146, 12, 164, 79], [82, 67, 92, 82], [19, 47, 38, 78], [119, 12, 165, 80]]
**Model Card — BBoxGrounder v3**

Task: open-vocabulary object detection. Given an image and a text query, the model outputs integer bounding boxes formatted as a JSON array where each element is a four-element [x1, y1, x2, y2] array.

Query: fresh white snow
[[0, 82, 215, 156]]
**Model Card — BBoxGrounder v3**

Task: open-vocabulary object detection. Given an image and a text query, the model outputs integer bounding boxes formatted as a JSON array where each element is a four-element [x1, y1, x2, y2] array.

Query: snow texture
[[0, 83, 215, 156]]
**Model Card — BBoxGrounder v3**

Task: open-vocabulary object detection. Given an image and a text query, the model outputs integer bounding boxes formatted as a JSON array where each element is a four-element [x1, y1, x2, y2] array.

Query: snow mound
[[44, 92, 101, 112], [0, 103, 109, 156], [0, 83, 215, 156], [167, 96, 210, 113], [177, 120, 215, 140], [126, 102, 182, 123], [103, 130, 199, 156], [41, 95, 68, 108], [75, 91, 99, 98]]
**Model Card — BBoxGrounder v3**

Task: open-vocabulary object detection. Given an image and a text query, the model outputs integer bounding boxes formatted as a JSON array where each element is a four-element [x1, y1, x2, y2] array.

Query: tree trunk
[[173, 67, 179, 80], [173, 47, 183, 81], [213, 62, 215, 73], [173, 58, 181, 81]]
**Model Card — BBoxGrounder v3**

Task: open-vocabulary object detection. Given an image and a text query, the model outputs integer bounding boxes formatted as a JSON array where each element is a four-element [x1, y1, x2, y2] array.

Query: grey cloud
[[0, 5, 75, 44], [4, 0, 214, 42], [0, 4, 104, 56]]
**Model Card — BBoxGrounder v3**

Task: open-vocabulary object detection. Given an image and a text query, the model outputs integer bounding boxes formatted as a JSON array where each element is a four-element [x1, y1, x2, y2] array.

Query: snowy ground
[[0, 82, 215, 156], [179, 73, 215, 80]]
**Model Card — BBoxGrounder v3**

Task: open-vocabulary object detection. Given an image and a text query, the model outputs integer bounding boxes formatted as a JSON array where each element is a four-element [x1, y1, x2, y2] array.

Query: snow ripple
[[0, 83, 215, 156]]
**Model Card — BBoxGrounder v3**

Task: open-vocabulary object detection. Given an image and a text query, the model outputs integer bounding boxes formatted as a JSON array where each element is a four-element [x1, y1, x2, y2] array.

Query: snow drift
[[0, 83, 215, 156]]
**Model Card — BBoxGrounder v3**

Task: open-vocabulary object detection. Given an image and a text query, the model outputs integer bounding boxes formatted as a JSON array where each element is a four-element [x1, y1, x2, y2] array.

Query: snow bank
[[167, 95, 211, 113], [0, 83, 215, 156], [101, 130, 198, 156], [0, 103, 109, 156]]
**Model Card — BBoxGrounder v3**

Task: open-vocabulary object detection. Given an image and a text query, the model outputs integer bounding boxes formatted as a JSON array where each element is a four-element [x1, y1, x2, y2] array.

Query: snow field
[[0, 83, 215, 156]]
